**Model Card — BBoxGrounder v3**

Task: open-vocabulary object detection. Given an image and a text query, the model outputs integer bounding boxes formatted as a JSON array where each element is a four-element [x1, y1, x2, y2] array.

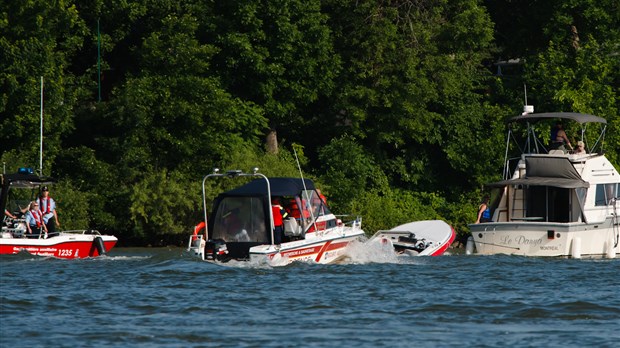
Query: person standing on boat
[[550, 122, 573, 152], [37, 186, 60, 233], [271, 198, 288, 244], [25, 201, 48, 237], [475, 195, 492, 224]]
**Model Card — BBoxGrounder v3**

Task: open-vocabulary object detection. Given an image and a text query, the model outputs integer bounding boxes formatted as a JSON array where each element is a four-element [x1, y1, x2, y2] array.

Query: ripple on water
[[2, 248, 619, 347]]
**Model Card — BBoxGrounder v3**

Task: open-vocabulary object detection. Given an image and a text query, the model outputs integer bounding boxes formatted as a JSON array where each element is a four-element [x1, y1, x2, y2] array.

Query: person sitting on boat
[[37, 186, 60, 233], [4, 209, 16, 220], [271, 198, 289, 244], [475, 195, 492, 224], [574, 140, 586, 154], [25, 201, 48, 238], [550, 122, 573, 152]]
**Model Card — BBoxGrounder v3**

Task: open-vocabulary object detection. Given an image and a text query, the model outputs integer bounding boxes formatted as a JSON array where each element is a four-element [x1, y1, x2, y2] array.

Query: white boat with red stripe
[[1, 170, 117, 259], [187, 169, 365, 265]]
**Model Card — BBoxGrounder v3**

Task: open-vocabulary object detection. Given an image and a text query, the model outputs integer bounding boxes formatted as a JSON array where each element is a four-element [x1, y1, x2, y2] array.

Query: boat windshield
[[302, 190, 331, 218], [3, 187, 35, 218], [211, 197, 268, 243]]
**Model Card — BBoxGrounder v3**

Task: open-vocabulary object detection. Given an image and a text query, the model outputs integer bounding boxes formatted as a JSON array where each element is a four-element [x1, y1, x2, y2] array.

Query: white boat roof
[[509, 112, 607, 124]]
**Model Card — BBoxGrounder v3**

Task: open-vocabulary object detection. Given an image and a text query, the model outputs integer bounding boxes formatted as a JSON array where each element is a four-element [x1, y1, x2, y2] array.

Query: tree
[[207, 0, 340, 151], [0, 1, 88, 174], [320, 0, 499, 193]]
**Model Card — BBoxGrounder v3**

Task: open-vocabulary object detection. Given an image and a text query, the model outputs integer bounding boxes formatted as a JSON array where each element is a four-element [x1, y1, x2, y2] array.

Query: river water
[[1, 245, 618, 347]]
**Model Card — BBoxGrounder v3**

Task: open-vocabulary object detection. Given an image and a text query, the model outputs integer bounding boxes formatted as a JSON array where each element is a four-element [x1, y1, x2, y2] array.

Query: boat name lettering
[[12, 246, 58, 253], [540, 246, 559, 251], [282, 247, 317, 258], [499, 235, 543, 246]]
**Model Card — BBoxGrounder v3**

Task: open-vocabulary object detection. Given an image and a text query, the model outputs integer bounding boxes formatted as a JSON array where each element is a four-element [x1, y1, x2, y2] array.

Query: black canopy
[[222, 177, 316, 197], [2, 173, 56, 188]]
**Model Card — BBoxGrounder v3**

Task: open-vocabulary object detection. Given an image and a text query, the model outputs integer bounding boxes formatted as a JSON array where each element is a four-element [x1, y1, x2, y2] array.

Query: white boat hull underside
[[368, 220, 456, 256]]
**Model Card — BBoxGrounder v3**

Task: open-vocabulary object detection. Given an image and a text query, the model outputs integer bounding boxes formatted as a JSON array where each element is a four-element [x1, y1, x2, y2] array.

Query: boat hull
[[253, 229, 364, 265], [0, 233, 118, 259], [369, 220, 456, 256], [469, 218, 619, 258], [188, 226, 364, 266]]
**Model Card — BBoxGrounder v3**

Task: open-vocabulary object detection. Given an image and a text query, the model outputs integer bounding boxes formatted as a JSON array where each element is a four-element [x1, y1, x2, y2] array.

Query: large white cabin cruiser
[[188, 169, 365, 265], [468, 112, 619, 258]]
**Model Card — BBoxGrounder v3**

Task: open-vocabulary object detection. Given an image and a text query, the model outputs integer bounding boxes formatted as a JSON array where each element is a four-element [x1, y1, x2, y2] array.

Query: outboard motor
[[204, 239, 229, 262]]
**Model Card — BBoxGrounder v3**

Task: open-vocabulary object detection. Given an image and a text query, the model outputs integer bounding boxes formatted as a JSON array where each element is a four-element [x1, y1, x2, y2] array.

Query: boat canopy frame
[[200, 169, 320, 246], [501, 112, 608, 180], [201, 169, 275, 244], [1, 173, 56, 225]]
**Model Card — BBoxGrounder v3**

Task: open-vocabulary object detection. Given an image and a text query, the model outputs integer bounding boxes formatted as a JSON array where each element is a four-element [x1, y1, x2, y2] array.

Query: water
[[1, 245, 619, 347]]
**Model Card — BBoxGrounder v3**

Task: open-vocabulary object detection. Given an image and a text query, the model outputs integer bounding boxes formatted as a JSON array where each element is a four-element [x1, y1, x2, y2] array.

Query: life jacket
[[31, 210, 43, 227], [38, 197, 52, 214], [301, 199, 311, 218], [288, 199, 301, 218]]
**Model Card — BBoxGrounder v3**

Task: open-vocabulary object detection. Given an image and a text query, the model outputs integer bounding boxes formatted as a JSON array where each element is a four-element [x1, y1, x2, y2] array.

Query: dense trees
[[1, 0, 618, 244]]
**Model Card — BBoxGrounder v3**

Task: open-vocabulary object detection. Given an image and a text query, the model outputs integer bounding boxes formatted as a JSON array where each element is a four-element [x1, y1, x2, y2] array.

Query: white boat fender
[[93, 236, 107, 256], [606, 241, 616, 259], [465, 236, 475, 255], [571, 238, 581, 259]]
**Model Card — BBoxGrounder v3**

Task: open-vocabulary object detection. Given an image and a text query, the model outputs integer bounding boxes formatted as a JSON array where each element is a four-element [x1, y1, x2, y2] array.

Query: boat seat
[[548, 149, 565, 155], [283, 217, 303, 237]]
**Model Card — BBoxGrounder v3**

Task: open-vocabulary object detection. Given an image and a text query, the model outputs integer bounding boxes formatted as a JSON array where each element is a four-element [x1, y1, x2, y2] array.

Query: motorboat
[[187, 169, 365, 265], [368, 220, 456, 256], [0, 170, 117, 258], [468, 110, 619, 258]]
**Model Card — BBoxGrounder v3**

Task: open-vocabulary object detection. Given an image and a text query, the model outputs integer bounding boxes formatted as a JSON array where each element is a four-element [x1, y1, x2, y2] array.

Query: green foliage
[[349, 188, 444, 237], [52, 180, 90, 230], [0, 0, 88, 172], [209, 0, 339, 131], [129, 169, 198, 238], [318, 135, 389, 212]]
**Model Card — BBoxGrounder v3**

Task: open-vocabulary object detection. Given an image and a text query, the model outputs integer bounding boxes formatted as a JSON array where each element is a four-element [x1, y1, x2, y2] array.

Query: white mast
[[40, 76, 44, 176]]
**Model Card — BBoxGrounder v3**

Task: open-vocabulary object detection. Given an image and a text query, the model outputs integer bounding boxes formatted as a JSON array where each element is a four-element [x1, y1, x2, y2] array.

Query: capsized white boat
[[368, 220, 456, 256], [0, 170, 117, 258], [468, 110, 619, 258], [187, 169, 365, 265]]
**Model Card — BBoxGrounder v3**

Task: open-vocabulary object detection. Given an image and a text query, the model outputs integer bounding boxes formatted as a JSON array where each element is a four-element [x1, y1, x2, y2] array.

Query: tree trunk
[[266, 129, 278, 154]]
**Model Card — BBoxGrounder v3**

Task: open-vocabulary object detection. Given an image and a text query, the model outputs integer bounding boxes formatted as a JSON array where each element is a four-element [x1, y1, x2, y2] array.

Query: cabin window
[[525, 186, 571, 222], [595, 184, 618, 206], [211, 197, 268, 243]]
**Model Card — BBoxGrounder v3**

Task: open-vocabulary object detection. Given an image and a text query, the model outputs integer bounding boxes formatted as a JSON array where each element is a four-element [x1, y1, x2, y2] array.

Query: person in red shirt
[[271, 198, 288, 244]]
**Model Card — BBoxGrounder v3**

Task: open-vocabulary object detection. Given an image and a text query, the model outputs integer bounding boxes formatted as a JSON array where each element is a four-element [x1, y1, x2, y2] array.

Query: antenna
[[293, 146, 317, 233], [40, 76, 44, 176], [522, 83, 534, 115]]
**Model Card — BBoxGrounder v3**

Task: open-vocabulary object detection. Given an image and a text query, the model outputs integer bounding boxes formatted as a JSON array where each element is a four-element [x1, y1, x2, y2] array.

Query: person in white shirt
[[37, 186, 60, 233]]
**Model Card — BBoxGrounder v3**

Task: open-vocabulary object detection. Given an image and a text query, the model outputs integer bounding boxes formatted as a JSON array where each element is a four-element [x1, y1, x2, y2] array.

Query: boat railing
[[188, 233, 204, 250], [201, 168, 273, 244], [334, 215, 362, 228], [60, 229, 102, 235]]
